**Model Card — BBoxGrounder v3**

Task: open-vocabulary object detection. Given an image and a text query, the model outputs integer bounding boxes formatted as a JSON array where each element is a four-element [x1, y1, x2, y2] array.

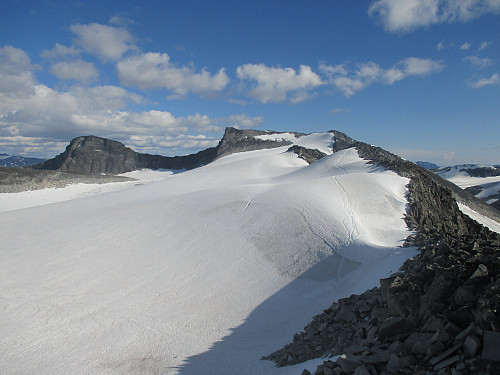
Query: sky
[[0, 0, 499, 165]]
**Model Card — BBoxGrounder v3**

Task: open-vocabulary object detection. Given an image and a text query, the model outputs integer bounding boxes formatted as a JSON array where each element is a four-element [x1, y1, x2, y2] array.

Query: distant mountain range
[[415, 161, 439, 170], [0, 154, 46, 167], [29, 128, 303, 174]]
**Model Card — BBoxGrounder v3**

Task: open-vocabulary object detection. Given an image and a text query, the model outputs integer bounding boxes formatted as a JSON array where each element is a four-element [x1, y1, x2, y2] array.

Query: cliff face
[[31, 136, 143, 174]]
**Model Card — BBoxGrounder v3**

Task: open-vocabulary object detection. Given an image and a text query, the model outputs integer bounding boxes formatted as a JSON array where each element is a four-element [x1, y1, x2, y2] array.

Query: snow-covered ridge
[[0, 139, 416, 374]]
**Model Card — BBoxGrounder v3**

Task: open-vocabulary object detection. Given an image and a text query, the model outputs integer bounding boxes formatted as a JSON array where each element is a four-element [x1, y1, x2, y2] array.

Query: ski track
[[317, 149, 360, 279]]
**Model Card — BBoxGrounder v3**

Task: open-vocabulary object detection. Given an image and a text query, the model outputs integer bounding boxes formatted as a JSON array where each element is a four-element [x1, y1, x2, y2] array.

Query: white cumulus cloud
[[369, 0, 500, 32], [116, 52, 230, 96], [70, 23, 136, 61], [236, 64, 323, 103], [51, 60, 98, 83]]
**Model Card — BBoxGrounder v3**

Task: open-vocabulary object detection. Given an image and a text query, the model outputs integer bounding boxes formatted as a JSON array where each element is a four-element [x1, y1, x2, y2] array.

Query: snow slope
[[0, 135, 417, 375], [0, 169, 178, 213]]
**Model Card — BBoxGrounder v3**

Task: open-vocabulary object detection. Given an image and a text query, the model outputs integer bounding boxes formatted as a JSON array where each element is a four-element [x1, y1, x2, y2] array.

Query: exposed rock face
[[264, 131, 500, 374], [287, 145, 327, 164], [30, 128, 303, 174]]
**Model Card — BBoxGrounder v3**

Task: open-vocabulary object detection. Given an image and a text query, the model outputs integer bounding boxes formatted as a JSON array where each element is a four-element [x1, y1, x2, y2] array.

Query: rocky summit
[[29, 135, 217, 174]]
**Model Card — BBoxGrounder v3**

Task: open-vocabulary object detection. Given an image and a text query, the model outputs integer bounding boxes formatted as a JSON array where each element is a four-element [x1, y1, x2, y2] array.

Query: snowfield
[[0, 135, 418, 375]]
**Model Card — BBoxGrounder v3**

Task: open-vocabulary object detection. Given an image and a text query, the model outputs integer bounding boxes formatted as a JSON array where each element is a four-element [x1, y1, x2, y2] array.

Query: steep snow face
[[0, 144, 416, 375]]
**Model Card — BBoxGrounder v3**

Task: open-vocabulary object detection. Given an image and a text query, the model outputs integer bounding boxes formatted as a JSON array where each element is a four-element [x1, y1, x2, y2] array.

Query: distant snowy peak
[[0, 155, 46, 167], [436, 164, 500, 179], [435, 164, 500, 211]]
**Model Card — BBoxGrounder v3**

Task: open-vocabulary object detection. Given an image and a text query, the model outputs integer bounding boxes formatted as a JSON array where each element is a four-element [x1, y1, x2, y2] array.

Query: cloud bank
[[0, 45, 259, 157]]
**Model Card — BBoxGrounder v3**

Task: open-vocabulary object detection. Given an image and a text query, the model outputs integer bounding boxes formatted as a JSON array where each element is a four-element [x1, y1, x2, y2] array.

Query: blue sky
[[1, 0, 499, 165]]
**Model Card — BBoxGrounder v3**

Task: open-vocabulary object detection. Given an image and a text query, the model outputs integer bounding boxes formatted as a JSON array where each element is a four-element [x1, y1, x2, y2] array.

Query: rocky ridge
[[29, 127, 303, 175], [29, 135, 218, 174], [264, 131, 500, 374]]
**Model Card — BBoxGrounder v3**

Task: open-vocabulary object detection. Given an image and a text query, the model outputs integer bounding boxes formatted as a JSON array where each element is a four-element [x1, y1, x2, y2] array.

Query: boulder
[[482, 330, 500, 361]]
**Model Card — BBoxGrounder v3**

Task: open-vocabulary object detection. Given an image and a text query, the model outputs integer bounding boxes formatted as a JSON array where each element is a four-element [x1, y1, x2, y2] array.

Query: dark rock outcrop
[[264, 131, 500, 375], [287, 145, 327, 164]]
